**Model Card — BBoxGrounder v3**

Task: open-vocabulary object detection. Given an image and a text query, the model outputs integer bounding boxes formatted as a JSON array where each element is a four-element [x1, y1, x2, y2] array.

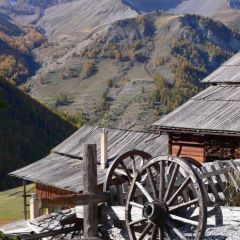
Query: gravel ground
[[205, 225, 240, 239], [107, 225, 240, 239]]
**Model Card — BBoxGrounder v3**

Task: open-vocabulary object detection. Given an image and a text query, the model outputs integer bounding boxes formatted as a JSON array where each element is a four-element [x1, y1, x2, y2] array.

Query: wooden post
[[23, 180, 27, 220], [83, 144, 98, 238], [100, 128, 108, 169], [30, 193, 40, 220]]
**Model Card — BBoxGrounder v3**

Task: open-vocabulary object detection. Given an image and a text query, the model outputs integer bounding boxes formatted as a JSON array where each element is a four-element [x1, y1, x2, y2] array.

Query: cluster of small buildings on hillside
[[1, 52, 240, 237]]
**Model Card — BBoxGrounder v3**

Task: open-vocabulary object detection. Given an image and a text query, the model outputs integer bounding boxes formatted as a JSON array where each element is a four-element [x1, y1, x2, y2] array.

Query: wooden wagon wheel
[[182, 157, 202, 170], [103, 150, 152, 204], [125, 156, 207, 240]]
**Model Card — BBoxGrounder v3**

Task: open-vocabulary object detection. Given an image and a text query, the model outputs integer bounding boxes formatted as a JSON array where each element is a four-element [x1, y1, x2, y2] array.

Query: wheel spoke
[[166, 176, 191, 206], [159, 160, 165, 200], [147, 167, 157, 199], [166, 220, 187, 240], [120, 162, 132, 181], [169, 198, 199, 212], [129, 218, 146, 226], [131, 155, 136, 174], [150, 225, 157, 240], [168, 162, 174, 170], [164, 163, 179, 201], [158, 226, 164, 240], [115, 168, 128, 178], [135, 182, 153, 202], [170, 214, 199, 226], [112, 172, 121, 179], [138, 222, 152, 240], [113, 170, 127, 180], [130, 201, 144, 209], [163, 225, 171, 240]]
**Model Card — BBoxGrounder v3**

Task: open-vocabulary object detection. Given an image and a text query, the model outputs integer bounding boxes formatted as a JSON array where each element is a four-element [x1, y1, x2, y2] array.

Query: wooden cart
[[103, 150, 240, 240], [22, 147, 240, 240]]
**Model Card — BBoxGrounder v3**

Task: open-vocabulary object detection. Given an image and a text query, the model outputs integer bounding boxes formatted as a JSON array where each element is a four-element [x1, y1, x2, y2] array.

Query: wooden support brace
[[40, 193, 109, 208]]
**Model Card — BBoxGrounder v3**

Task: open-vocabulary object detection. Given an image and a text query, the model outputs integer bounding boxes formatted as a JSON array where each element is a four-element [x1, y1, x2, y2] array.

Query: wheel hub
[[143, 200, 169, 225]]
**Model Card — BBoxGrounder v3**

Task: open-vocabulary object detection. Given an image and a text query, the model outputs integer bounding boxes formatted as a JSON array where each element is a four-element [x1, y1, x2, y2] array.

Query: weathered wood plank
[[41, 193, 109, 208], [212, 161, 228, 183], [210, 165, 226, 192], [202, 166, 222, 202], [198, 167, 231, 179], [83, 144, 98, 238], [21, 226, 78, 240]]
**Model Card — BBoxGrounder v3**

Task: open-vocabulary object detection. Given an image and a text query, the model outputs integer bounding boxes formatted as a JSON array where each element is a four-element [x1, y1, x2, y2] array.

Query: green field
[[0, 184, 34, 226]]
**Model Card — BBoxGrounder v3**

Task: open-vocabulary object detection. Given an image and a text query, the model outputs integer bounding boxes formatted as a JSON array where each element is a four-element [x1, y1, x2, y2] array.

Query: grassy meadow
[[0, 184, 34, 226]]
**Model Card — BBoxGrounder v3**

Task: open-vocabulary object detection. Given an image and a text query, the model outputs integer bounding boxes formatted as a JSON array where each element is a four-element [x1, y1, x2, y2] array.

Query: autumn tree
[[81, 62, 95, 79]]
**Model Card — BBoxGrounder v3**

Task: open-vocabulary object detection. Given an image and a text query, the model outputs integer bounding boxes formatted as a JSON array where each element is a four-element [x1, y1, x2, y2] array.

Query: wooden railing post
[[83, 144, 98, 238]]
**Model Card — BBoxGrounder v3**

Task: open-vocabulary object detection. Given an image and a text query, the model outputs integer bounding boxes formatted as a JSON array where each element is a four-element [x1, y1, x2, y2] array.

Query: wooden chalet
[[153, 52, 240, 163], [9, 125, 168, 217]]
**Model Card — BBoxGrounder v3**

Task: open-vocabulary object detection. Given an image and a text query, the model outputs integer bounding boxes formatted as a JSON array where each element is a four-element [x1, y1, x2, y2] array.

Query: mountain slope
[[26, 13, 240, 130], [125, 0, 240, 14], [168, 0, 227, 16], [36, 0, 138, 38], [0, 0, 138, 39], [0, 75, 76, 190]]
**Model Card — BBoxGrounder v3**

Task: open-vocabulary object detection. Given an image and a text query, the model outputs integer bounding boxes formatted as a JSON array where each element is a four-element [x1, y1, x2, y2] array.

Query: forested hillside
[[0, 75, 76, 190], [0, 13, 46, 84]]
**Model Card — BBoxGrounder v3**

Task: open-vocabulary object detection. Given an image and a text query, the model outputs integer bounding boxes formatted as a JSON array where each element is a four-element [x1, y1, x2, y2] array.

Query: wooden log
[[41, 193, 109, 208], [83, 144, 98, 238]]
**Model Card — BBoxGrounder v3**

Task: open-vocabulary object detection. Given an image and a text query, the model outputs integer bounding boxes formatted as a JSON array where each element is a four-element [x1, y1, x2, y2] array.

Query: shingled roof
[[202, 52, 240, 84], [153, 85, 240, 135], [10, 125, 168, 192]]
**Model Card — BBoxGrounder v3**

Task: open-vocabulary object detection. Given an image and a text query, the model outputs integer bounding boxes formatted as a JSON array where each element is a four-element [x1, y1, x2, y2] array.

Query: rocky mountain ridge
[[1, 0, 240, 27]]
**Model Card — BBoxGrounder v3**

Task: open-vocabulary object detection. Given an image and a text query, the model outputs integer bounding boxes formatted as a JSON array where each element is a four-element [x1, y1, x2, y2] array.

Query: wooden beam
[[40, 193, 109, 208], [83, 144, 98, 238]]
